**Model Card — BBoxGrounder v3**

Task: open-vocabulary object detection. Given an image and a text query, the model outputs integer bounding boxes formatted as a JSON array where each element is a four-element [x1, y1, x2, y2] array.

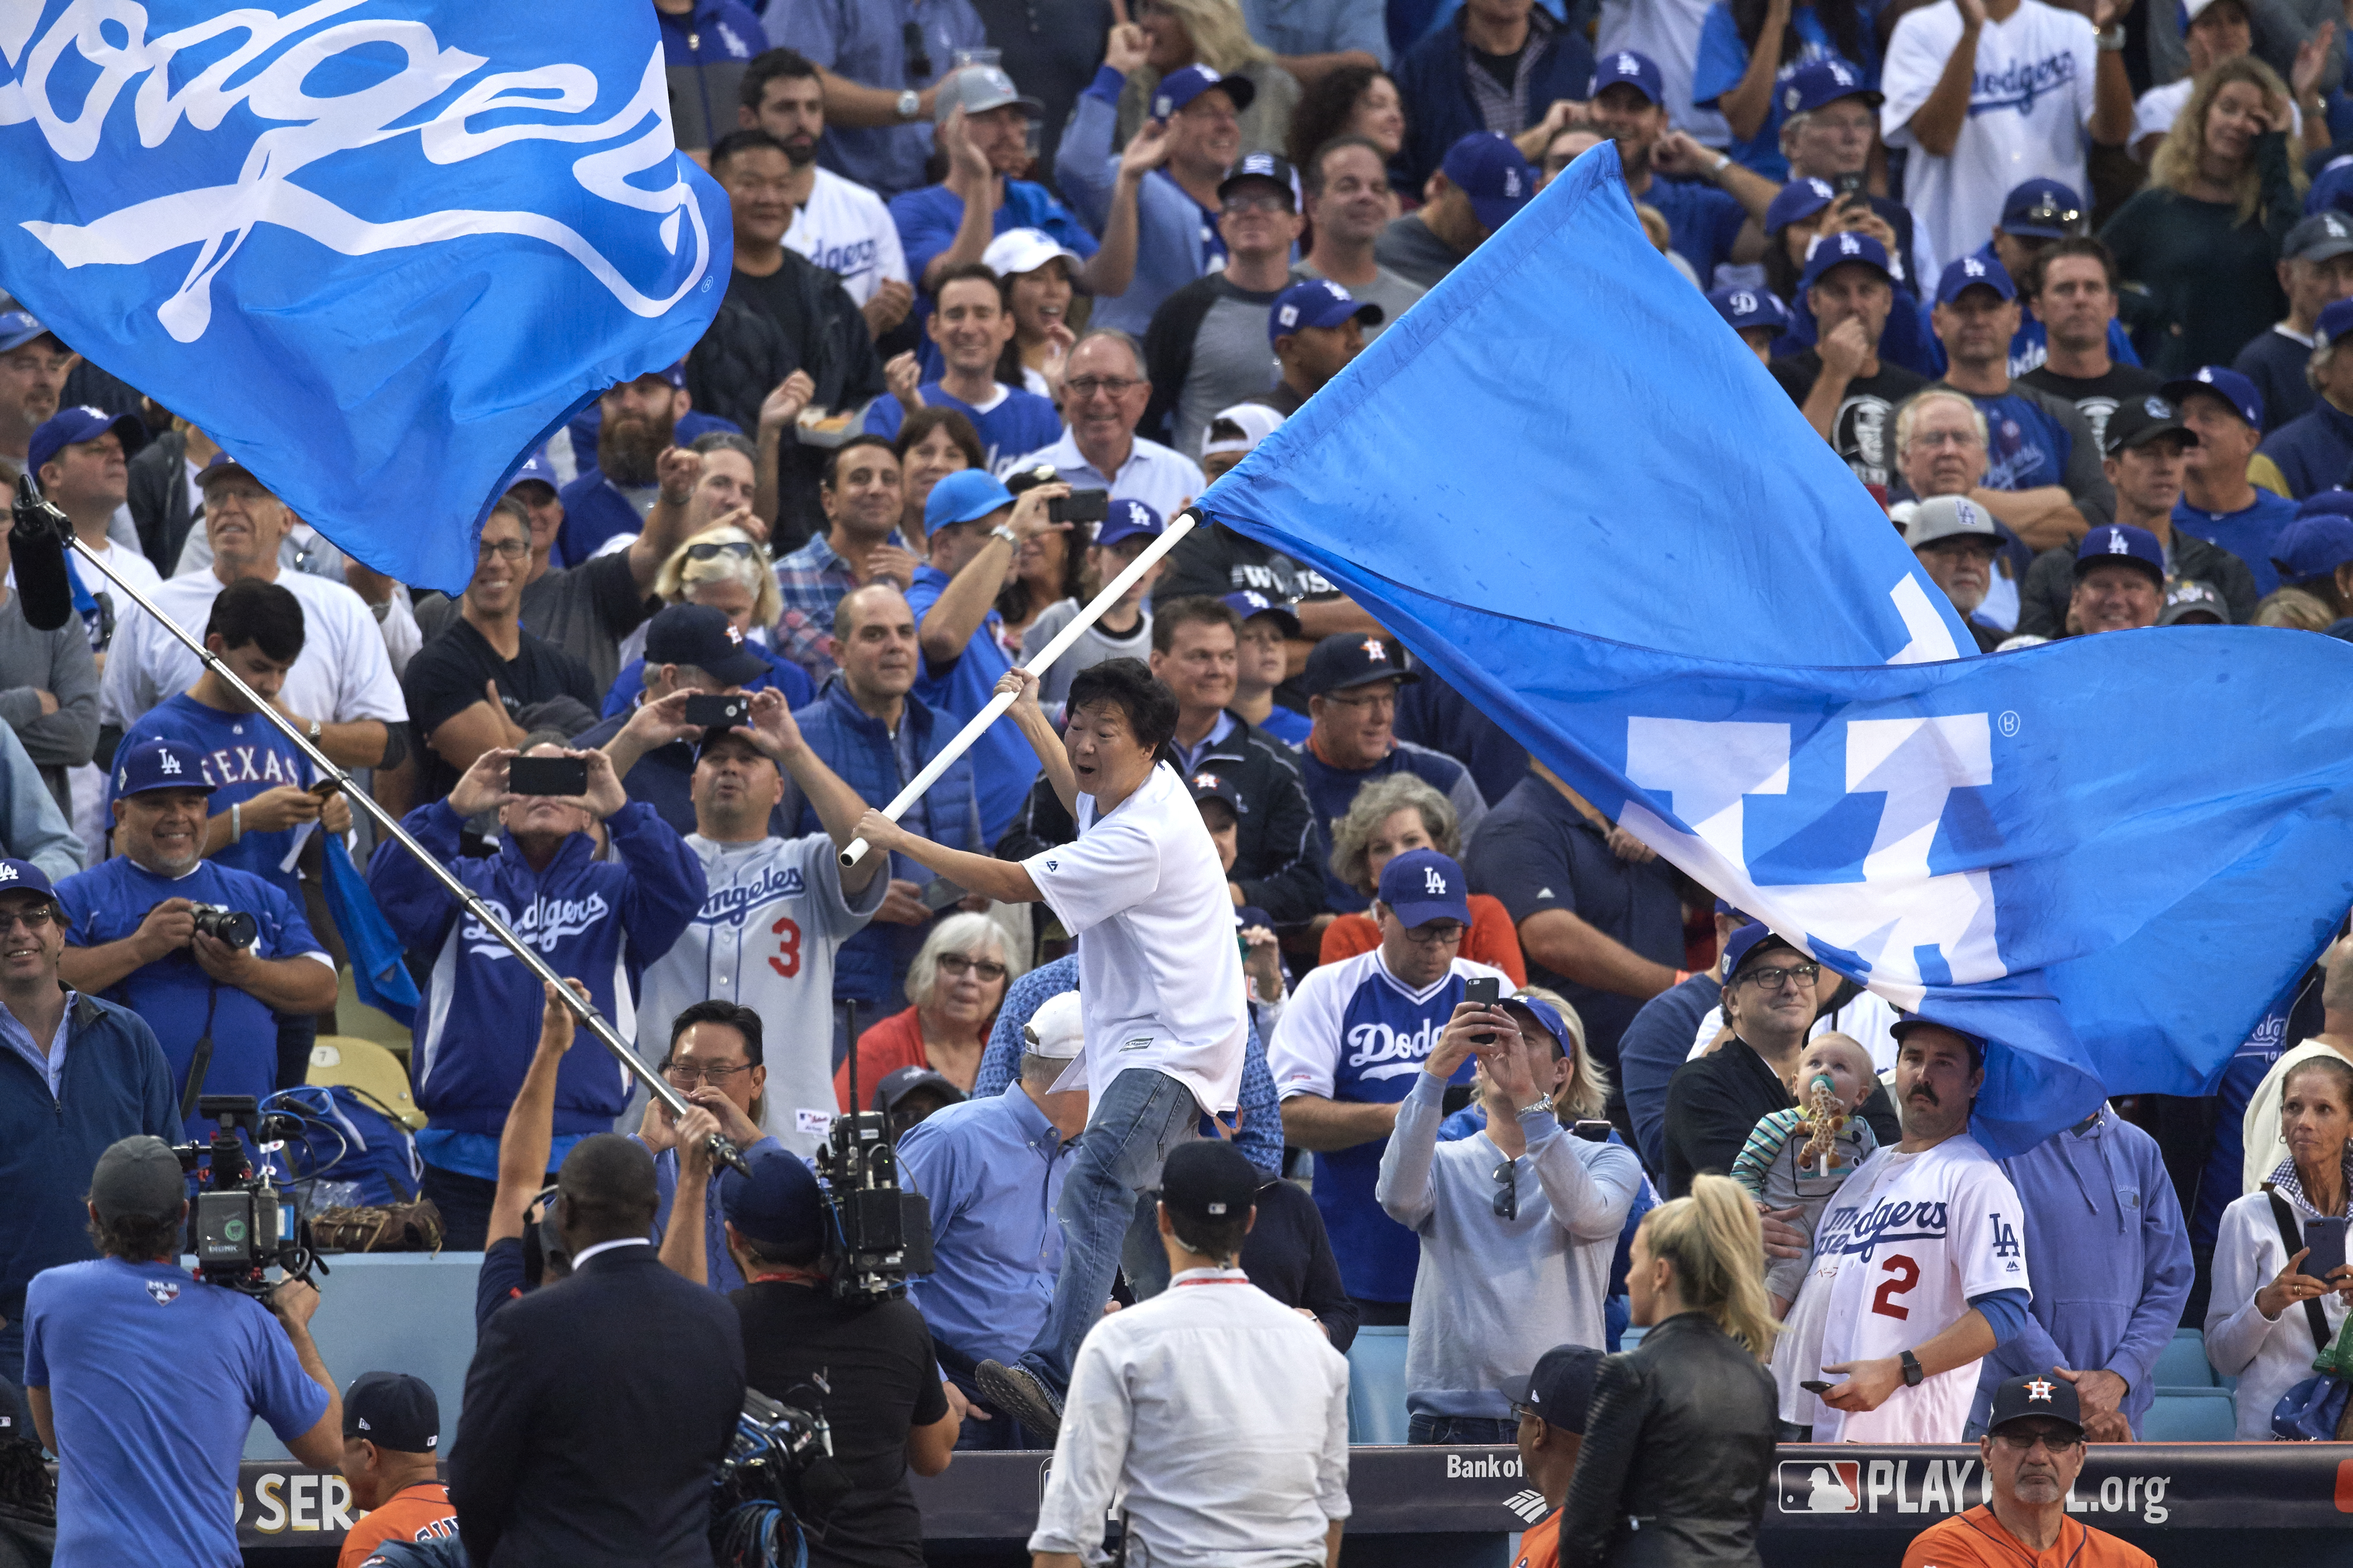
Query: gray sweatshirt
[[1377, 1070, 1643, 1418], [0, 596, 97, 818]]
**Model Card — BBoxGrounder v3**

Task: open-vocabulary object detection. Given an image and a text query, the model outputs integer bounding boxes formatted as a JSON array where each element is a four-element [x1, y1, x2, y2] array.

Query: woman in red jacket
[[1319, 773, 1525, 981], [834, 912, 1026, 1110]]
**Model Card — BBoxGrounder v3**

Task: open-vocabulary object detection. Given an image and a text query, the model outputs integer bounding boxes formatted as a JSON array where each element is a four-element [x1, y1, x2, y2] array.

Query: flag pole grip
[[840, 506, 1204, 868]]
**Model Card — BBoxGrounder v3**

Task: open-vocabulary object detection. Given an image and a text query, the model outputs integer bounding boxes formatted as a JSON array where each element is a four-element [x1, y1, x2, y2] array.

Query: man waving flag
[[1204, 144, 2353, 1156], [1, 0, 730, 591]]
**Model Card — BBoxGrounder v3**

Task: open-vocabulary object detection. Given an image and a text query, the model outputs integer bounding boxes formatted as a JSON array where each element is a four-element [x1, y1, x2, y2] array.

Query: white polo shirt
[[1007, 430, 1206, 529], [1022, 761, 1247, 1115]]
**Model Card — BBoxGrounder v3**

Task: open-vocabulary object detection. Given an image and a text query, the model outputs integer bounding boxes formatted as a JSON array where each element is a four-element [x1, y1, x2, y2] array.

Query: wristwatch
[[989, 523, 1019, 547], [2095, 24, 2125, 50], [895, 88, 921, 121], [306, 717, 323, 743], [1899, 1349, 1925, 1388]]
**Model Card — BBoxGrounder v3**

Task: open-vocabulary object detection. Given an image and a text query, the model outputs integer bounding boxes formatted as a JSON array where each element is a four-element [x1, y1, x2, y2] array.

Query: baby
[[1731, 1033, 1882, 1316]]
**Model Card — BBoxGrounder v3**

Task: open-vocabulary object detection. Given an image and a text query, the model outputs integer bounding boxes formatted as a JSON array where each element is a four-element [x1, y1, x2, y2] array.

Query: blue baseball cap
[[1798, 230, 1894, 293], [2270, 513, 2353, 584], [924, 468, 1015, 533], [506, 446, 558, 497], [2317, 298, 2353, 351], [1997, 177, 2087, 239], [720, 1149, 826, 1255], [1220, 588, 1301, 637], [194, 450, 267, 491], [1441, 132, 1536, 233], [1376, 847, 1472, 928], [1708, 286, 1792, 336], [2296, 488, 2353, 521], [2310, 162, 2353, 220], [1721, 922, 1802, 979], [1764, 177, 1837, 234], [1217, 150, 1297, 208], [1589, 49, 1664, 105], [0, 858, 63, 913], [1935, 253, 2016, 305], [114, 738, 212, 799], [1303, 631, 1416, 695], [25, 405, 144, 482], [0, 311, 53, 355], [2159, 366, 2264, 429], [1094, 497, 1164, 550], [1151, 63, 1254, 120], [1269, 277, 1382, 343], [2074, 523, 2166, 584], [1504, 994, 1582, 1059], [1712, 896, 1758, 926], [1780, 57, 1882, 116]]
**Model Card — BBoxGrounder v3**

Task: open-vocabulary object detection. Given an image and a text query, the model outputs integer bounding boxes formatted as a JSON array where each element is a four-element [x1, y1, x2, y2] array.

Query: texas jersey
[[635, 833, 884, 1158], [1266, 950, 1510, 1303], [112, 693, 324, 904], [1775, 1132, 2030, 1442]]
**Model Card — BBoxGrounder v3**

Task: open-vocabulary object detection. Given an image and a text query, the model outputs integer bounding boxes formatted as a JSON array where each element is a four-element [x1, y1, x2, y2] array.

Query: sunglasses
[[686, 540, 757, 561], [902, 21, 931, 79], [1492, 1157, 1518, 1220]]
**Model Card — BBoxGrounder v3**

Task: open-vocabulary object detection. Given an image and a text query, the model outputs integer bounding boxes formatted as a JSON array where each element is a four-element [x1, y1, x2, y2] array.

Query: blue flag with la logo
[[1203, 142, 2353, 1156], [0, 0, 732, 591]]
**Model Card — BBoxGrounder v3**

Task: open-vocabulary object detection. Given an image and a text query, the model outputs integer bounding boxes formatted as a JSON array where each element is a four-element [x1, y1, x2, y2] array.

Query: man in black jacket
[[1661, 925, 1900, 1198], [450, 1133, 744, 1568]]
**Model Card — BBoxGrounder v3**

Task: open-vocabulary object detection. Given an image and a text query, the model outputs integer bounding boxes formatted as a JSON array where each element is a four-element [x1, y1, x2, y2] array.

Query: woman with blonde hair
[[1557, 1174, 1781, 1565], [1114, 0, 1300, 158], [598, 521, 811, 715], [1376, 984, 1643, 1444], [2103, 55, 2308, 374], [1321, 773, 1525, 979], [833, 912, 1028, 1108]]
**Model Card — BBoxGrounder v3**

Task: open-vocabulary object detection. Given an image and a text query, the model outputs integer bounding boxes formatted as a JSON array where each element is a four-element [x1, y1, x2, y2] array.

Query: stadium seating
[[2141, 1388, 2238, 1441], [306, 1035, 425, 1129], [2154, 1327, 2221, 1390]]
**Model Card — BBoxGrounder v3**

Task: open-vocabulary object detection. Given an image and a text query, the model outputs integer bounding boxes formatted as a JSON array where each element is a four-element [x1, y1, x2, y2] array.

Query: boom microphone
[[10, 474, 75, 633]]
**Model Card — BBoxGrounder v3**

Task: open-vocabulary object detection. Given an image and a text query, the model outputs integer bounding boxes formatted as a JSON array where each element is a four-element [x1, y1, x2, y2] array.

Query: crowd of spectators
[[8, 0, 2353, 1558]]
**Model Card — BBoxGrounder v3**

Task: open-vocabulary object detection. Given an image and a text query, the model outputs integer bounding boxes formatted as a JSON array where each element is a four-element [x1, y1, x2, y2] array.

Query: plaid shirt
[[773, 529, 906, 682]]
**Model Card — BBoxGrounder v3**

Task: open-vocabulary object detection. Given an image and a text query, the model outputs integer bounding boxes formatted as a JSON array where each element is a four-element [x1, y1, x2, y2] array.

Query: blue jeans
[[1017, 1067, 1200, 1393], [1410, 1414, 1516, 1445]]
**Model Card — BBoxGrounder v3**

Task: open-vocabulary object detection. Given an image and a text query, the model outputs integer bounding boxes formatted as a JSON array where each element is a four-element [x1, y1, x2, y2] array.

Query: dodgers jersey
[[1774, 1132, 2031, 1442], [1267, 950, 1510, 1303], [635, 833, 886, 1159]]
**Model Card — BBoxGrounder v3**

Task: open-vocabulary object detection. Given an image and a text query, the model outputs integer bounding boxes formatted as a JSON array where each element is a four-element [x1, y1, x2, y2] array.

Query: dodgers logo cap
[[0, 858, 64, 913], [2285, 210, 2353, 263], [1094, 497, 1166, 550], [1798, 231, 1893, 293], [2073, 523, 2165, 583], [26, 405, 145, 482], [2157, 578, 2227, 626], [1268, 277, 1382, 343], [115, 737, 213, 799], [506, 445, 558, 497], [1219, 588, 1301, 637], [1780, 57, 1882, 116], [1217, 150, 1297, 208], [0, 311, 53, 355], [194, 450, 267, 492], [1151, 63, 1253, 121], [1588, 49, 1664, 105], [1440, 132, 1536, 233], [1764, 178, 1837, 235], [2100, 395, 2193, 457], [1721, 922, 1803, 980], [936, 62, 1044, 123], [1934, 253, 2016, 306], [1997, 177, 2087, 239], [1903, 495, 2001, 549], [2159, 365, 2264, 429], [2269, 512, 2353, 584], [1378, 847, 1471, 928], [1707, 285, 1792, 335]]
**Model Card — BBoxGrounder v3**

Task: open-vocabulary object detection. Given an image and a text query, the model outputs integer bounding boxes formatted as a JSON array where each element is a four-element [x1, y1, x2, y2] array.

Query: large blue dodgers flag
[[0, 0, 730, 591], [1206, 144, 2353, 1156]]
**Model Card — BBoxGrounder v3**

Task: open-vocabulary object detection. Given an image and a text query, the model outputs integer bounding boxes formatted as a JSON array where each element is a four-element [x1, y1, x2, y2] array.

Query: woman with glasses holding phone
[[1375, 977, 1641, 1445], [834, 911, 1027, 1109]]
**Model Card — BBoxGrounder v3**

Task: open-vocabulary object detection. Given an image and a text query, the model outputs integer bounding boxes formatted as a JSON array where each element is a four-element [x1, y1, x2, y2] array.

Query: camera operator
[[720, 1148, 959, 1568], [0, 857, 177, 1387], [25, 1134, 343, 1564], [56, 738, 337, 1139]]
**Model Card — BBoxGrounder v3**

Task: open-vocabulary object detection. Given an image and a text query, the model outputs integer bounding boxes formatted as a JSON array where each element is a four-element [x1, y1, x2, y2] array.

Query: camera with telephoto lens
[[188, 902, 257, 949], [171, 1095, 324, 1296]]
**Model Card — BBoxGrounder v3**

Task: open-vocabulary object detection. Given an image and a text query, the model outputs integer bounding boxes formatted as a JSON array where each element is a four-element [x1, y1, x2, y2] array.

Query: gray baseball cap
[[935, 64, 1044, 124], [91, 1135, 187, 1222], [2286, 211, 2353, 264], [1904, 495, 2001, 549]]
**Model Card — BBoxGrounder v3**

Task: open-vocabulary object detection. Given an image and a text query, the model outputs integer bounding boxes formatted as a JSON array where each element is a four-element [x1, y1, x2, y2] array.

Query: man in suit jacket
[[450, 1132, 745, 1567]]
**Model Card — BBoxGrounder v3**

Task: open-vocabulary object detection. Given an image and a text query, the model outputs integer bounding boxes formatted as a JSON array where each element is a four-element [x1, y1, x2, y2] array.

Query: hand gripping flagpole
[[10, 477, 748, 1175], [839, 505, 1203, 869]]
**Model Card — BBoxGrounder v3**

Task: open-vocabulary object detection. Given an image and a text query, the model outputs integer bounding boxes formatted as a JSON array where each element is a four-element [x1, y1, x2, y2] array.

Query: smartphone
[[1047, 488, 1110, 525], [1572, 1120, 1613, 1143], [683, 692, 750, 728], [1800, 1379, 1837, 1395], [1833, 171, 1866, 201], [2304, 1216, 2349, 1281], [508, 755, 588, 797], [918, 876, 968, 912], [1464, 976, 1501, 1044]]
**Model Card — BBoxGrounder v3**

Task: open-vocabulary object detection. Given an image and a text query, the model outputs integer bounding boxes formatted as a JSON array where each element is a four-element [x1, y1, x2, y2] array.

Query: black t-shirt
[[1767, 351, 1929, 489], [402, 616, 600, 803], [732, 1283, 948, 1568], [2016, 362, 2166, 453]]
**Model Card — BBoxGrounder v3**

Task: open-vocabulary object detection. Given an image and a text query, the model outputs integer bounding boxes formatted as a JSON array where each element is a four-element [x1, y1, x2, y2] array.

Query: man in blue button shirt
[[898, 987, 1089, 1447]]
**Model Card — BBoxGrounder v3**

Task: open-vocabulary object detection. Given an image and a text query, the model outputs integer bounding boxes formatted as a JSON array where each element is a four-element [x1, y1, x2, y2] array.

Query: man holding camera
[[0, 858, 177, 1387], [368, 741, 704, 1248], [25, 1133, 344, 1564], [720, 1147, 960, 1567], [57, 738, 337, 1140]]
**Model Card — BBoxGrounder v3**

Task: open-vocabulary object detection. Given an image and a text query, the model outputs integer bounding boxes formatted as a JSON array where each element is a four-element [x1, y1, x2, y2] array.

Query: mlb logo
[[1279, 304, 1299, 328], [1779, 1459, 1860, 1513], [145, 1278, 180, 1305]]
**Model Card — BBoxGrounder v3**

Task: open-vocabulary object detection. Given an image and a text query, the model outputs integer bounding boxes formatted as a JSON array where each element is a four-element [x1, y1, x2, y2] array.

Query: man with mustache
[[1777, 1017, 2034, 1444], [1901, 1374, 2154, 1567]]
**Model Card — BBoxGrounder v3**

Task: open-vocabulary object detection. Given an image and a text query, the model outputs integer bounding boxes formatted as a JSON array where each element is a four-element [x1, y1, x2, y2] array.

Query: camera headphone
[[522, 1181, 571, 1287]]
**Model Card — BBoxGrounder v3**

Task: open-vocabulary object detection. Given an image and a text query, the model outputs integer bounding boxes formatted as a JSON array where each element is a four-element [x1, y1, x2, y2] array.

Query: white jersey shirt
[[636, 832, 886, 1158], [1023, 761, 1248, 1115], [1880, 0, 2101, 281], [785, 167, 910, 307], [100, 567, 407, 732], [1774, 1131, 2030, 1442]]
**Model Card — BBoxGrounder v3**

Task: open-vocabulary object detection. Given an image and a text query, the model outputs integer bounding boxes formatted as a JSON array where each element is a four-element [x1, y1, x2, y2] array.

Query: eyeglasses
[[902, 21, 931, 79], [1221, 194, 1289, 217], [1400, 922, 1467, 946], [686, 540, 757, 561], [662, 1060, 753, 1086], [1738, 963, 1821, 992], [477, 537, 529, 560], [938, 953, 1009, 981], [1322, 688, 1396, 711], [0, 907, 56, 932], [1907, 430, 1984, 451], [2011, 198, 2087, 235], [1510, 1400, 1540, 1423], [1065, 375, 1143, 399], [1491, 1158, 1519, 1220], [1990, 1429, 2082, 1453]]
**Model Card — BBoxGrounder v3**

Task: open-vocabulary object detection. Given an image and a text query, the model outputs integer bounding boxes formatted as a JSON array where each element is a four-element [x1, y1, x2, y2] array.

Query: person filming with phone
[[1376, 981, 1641, 1445]]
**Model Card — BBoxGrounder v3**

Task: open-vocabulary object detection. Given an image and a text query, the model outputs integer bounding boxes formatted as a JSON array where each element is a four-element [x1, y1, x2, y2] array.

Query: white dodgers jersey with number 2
[[1775, 1133, 2030, 1443]]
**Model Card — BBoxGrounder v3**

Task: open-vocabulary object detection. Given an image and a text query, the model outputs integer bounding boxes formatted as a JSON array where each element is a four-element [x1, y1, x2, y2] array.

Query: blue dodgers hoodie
[[366, 800, 705, 1136]]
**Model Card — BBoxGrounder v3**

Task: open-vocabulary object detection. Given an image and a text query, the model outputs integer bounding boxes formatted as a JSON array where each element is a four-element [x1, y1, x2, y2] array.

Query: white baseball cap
[[982, 227, 1085, 280], [1021, 991, 1085, 1060], [1202, 402, 1285, 461]]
